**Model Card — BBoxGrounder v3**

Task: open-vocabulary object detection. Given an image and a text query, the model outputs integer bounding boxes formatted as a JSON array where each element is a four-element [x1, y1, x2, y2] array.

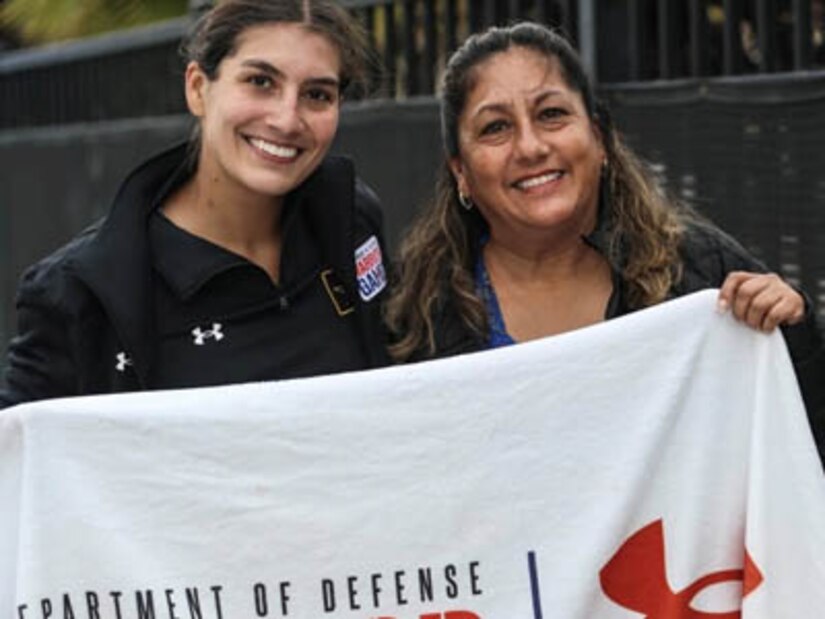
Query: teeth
[[249, 138, 298, 159], [517, 171, 563, 189]]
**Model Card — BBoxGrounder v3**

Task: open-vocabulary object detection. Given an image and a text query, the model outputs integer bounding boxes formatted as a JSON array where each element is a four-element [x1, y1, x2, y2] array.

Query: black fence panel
[[3, 2, 824, 128], [603, 73, 825, 323], [0, 18, 188, 129], [349, 0, 572, 98], [597, 0, 825, 81]]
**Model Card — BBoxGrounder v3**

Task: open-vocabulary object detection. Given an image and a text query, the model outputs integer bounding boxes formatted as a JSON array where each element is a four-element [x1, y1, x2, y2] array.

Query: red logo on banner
[[600, 519, 763, 618]]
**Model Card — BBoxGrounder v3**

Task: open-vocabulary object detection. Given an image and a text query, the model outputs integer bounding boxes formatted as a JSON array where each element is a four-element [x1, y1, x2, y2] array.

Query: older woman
[[386, 23, 823, 449], [0, 0, 389, 407]]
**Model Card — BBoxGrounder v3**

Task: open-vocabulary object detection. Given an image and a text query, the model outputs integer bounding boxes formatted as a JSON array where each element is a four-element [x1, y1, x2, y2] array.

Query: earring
[[458, 191, 474, 211]]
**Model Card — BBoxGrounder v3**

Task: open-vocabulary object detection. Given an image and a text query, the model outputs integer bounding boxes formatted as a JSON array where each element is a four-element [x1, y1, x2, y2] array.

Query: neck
[[484, 228, 597, 283], [482, 225, 613, 341]]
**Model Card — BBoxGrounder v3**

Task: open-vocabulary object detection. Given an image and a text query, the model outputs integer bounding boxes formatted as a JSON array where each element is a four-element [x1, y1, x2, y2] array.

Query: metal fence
[[603, 0, 825, 81], [343, 0, 577, 97], [0, 18, 188, 129], [2, 1, 824, 128]]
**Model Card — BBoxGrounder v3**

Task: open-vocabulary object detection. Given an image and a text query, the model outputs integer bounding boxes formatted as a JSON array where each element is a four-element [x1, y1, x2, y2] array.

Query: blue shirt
[[474, 236, 516, 348]]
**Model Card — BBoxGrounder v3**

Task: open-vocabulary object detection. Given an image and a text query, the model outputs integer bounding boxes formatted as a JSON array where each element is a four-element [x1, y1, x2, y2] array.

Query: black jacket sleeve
[[0, 268, 79, 409]]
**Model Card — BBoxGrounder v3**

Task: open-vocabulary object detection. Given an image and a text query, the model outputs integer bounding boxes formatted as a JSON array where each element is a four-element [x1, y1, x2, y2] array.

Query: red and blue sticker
[[355, 235, 386, 302]]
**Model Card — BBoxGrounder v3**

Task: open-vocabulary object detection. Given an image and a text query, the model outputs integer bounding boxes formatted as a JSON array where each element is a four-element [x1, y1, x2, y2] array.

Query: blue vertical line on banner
[[527, 551, 543, 619]]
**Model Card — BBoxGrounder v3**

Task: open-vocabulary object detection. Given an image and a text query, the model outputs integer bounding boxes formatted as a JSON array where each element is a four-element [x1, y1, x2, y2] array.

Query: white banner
[[1, 290, 824, 619]]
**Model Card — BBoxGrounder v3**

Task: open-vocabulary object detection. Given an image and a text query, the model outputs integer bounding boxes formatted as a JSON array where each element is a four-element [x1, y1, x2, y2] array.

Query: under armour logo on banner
[[192, 323, 225, 346], [115, 352, 132, 372], [600, 519, 763, 618]]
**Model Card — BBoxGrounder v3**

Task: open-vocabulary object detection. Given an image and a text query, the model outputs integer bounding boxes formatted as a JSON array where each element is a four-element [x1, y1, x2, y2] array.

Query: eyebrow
[[239, 59, 340, 88], [473, 89, 567, 117]]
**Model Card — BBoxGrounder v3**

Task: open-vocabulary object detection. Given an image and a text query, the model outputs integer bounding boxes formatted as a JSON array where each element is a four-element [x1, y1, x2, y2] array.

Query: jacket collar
[[69, 144, 189, 387], [149, 211, 249, 301]]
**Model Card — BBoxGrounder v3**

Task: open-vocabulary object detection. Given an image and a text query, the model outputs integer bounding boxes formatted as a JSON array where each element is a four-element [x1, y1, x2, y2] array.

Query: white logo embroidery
[[354, 235, 386, 302], [115, 352, 132, 372], [192, 323, 225, 345]]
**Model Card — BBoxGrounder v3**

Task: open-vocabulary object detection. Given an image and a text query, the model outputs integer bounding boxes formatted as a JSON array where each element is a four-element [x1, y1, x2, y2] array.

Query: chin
[[242, 172, 305, 199], [523, 207, 578, 226]]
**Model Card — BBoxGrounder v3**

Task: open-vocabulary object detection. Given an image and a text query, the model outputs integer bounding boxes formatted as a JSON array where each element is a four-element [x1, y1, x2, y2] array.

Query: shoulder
[[15, 221, 103, 312], [353, 176, 384, 232], [676, 216, 768, 290]]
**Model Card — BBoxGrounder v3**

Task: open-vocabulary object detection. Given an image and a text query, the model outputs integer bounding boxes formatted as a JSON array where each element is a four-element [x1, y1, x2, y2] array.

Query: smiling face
[[185, 22, 342, 204], [450, 46, 605, 245]]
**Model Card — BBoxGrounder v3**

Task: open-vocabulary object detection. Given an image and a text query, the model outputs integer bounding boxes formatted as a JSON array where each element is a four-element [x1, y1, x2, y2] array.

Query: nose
[[265, 89, 304, 136], [514, 121, 549, 161]]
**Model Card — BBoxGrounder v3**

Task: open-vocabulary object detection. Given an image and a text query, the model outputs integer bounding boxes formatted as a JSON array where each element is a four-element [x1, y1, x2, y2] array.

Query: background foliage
[[0, 0, 188, 45]]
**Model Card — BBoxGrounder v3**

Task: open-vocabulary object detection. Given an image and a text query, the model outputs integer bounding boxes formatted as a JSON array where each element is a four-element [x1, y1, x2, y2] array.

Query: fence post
[[755, 0, 778, 72], [578, 0, 597, 81], [722, 0, 744, 74], [793, 0, 813, 69], [689, 0, 708, 77]]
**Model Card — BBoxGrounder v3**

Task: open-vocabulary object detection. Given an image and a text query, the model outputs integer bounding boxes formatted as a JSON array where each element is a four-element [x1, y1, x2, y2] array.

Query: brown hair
[[385, 22, 685, 361]]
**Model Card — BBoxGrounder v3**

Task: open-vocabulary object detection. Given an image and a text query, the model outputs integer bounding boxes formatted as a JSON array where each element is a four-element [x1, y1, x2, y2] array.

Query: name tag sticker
[[355, 235, 386, 302]]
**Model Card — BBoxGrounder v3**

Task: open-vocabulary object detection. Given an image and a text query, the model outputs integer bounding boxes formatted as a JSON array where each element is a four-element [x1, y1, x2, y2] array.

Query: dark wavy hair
[[385, 22, 685, 361]]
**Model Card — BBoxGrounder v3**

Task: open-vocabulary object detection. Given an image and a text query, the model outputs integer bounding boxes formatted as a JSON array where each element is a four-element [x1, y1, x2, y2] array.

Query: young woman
[[0, 0, 390, 407], [385, 23, 824, 453]]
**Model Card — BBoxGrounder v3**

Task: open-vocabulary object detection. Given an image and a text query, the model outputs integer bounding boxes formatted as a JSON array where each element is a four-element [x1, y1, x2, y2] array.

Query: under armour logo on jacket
[[115, 352, 132, 372], [600, 519, 763, 618], [192, 323, 225, 346]]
